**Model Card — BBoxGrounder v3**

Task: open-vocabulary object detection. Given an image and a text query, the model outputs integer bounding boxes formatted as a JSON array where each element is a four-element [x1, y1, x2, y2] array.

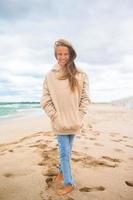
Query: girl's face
[[55, 46, 70, 67]]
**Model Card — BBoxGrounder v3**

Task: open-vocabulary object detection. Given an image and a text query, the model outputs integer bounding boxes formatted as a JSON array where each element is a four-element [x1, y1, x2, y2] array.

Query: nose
[[60, 56, 66, 60]]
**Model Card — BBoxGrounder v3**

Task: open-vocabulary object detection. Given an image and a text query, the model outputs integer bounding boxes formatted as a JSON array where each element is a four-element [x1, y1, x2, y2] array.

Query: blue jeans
[[57, 134, 75, 186]]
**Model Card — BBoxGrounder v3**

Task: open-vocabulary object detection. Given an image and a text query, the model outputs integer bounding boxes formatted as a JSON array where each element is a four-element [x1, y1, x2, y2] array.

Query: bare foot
[[54, 173, 64, 183], [56, 184, 75, 195]]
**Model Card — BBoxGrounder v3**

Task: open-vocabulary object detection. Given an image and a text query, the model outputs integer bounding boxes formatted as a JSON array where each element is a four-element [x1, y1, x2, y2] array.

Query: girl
[[40, 39, 91, 195]]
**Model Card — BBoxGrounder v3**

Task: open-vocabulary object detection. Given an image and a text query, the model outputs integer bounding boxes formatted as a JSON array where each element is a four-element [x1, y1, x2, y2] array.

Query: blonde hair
[[54, 39, 81, 93]]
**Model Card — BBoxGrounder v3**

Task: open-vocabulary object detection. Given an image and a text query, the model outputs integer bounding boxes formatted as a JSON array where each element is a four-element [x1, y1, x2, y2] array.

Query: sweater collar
[[52, 63, 64, 72]]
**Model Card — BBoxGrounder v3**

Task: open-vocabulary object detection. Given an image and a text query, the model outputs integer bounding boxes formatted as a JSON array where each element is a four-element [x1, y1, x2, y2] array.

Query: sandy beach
[[0, 103, 133, 200]]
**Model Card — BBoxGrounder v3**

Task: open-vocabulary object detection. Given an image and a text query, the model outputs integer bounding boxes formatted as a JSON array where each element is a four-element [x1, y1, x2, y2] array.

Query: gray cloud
[[0, 0, 133, 102]]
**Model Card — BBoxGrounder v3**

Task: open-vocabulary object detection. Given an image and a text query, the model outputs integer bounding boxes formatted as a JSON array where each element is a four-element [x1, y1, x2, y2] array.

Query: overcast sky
[[0, 0, 133, 102]]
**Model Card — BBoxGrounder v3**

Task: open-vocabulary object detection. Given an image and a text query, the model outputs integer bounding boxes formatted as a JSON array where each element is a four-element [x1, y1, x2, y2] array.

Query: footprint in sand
[[3, 172, 27, 178], [29, 143, 48, 149], [125, 181, 133, 187], [110, 135, 116, 138], [45, 140, 52, 143], [89, 159, 118, 168], [39, 154, 50, 163], [109, 132, 120, 137], [43, 171, 57, 177], [79, 186, 105, 192], [94, 143, 104, 147], [114, 148, 124, 153], [38, 147, 58, 174], [72, 152, 118, 168], [111, 139, 124, 142], [92, 131, 100, 136], [101, 156, 122, 163], [125, 144, 133, 148], [89, 137, 96, 140], [0, 152, 6, 156], [123, 136, 129, 139], [45, 177, 53, 187], [35, 139, 42, 143], [29, 144, 39, 148], [42, 166, 58, 177], [84, 147, 89, 150], [8, 149, 14, 152], [72, 157, 82, 162], [3, 173, 14, 177]]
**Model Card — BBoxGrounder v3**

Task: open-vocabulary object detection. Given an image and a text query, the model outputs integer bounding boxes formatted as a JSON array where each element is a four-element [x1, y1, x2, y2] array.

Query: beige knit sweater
[[40, 63, 91, 135]]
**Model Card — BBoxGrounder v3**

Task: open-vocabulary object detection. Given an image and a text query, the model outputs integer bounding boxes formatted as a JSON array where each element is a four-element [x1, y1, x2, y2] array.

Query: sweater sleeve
[[79, 73, 91, 120], [40, 75, 57, 121]]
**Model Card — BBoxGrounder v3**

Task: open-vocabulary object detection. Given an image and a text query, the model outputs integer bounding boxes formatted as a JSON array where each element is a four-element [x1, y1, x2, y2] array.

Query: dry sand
[[0, 104, 133, 200]]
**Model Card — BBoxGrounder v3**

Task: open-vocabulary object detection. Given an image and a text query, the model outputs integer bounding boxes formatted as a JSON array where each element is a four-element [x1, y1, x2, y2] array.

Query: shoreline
[[0, 108, 43, 123]]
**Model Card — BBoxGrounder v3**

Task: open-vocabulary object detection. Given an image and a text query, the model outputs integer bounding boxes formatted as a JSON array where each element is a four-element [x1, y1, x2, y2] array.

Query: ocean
[[0, 102, 42, 120], [0, 101, 132, 121]]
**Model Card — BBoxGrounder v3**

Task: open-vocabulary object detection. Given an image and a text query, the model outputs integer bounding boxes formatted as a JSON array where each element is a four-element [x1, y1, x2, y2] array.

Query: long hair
[[54, 39, 81, 93]]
